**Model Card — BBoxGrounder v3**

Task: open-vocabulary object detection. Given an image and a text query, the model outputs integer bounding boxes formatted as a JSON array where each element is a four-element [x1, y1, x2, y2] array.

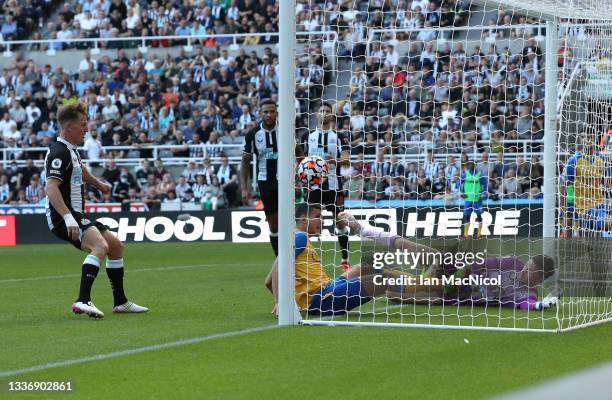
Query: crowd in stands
[[0, 0, 57, 43], [0, 148, 544, 207], [0, 0, 554, 207], [335, 149, 544, 202], [13, 0, 282, 51], [0, 155, 241, 209]]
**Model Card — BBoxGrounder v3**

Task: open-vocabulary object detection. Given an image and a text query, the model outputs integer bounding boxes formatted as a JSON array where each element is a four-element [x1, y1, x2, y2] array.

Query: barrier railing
[[0, 31, 339, 73], [0, 139, 545, 167]]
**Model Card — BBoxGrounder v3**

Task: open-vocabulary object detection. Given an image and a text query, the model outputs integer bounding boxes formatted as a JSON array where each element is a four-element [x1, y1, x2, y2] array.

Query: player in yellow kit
[[265, 204, 441, 316], [561, 132, 612, 233]]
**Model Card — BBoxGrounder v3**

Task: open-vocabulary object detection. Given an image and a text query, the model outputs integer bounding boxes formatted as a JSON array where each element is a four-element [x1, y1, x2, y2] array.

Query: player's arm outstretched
[[337, 211, 440, 264]]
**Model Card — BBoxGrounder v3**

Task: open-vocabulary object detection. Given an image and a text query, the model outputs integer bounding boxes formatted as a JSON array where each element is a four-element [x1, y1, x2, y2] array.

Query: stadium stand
[[0, 0, 558, 209]]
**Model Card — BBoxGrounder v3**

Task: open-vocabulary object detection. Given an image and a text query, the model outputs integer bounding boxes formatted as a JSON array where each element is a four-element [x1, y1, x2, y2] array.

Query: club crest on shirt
[[81, 218, 91, 225]]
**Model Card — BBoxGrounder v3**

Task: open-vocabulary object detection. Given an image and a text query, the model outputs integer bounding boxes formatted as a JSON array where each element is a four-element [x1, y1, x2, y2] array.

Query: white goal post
[[278, 0, 612, 331]]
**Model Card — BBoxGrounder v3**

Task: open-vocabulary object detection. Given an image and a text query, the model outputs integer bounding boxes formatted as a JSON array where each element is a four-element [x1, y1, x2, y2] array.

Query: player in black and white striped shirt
[[45, 102, 147, 318], [240, 100, 281, 256], [301, 101, 351, 270], [241, 100, 306, 256]]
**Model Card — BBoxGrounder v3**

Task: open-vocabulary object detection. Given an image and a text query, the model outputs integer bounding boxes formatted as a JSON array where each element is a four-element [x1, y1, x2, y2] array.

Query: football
[[297, 156, 329, 186]]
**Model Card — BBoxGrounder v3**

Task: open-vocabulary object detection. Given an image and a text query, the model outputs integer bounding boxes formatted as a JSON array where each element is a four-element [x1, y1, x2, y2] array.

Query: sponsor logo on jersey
[[81, 218, 91, 225]]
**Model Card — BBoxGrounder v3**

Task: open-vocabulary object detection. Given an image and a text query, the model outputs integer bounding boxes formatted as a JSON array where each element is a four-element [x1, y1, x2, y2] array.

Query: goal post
[[279, 0, 612, 331], [543, 20, 558, 257], [277, 0, 298, 326]]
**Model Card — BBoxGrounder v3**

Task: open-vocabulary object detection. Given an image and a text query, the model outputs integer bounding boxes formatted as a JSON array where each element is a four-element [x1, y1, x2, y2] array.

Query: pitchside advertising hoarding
[[5, 205, 542, 245]]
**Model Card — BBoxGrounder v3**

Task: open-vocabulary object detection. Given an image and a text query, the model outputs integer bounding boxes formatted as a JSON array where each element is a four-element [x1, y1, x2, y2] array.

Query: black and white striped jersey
[[44, 137, 85, 229], [303, 128, 348, 191], [243, 123, 278, 183], [423, 159, 440, 179]]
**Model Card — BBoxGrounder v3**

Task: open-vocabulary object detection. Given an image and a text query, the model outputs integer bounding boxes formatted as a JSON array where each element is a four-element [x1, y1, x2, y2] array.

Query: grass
[[0, 242, 611, 399]]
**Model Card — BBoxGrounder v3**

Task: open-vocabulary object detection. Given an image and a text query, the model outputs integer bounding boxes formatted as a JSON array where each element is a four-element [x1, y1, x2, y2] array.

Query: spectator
[[416, 169, 431, 199], [502, 168, 522, 197], [204, 131, 222, 158], [216, 155, 238, 207], [0, 113, 17, 137], [102, 159, 121, 185], [181, 187, 196, 203], [175, 175, 191, 199], [84, 131, 105, 165], [182, 160, 200, 183], [163, 189, 180, 204]]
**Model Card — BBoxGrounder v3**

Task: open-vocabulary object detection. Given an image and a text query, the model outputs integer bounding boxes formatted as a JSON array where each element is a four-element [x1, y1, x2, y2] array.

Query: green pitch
[[1, 242, 611, 399]]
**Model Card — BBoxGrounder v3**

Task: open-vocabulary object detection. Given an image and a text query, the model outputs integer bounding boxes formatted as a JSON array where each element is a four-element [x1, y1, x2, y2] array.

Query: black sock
[[339, 234, 349, 260], [270, 233, 279, 256], [106, 268, 128, 307], [77, 263, 99, 303]]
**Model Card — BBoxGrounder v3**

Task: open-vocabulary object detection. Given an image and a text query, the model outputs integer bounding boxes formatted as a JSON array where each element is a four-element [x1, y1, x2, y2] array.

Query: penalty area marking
[[0, 324, 277, 378], [0, 263, 266, 284]]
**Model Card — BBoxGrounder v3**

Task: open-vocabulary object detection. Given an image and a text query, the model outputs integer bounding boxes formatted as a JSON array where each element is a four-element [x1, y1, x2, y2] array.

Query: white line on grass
[[0, 263, 265, 284], [0, 324, 277, 378]]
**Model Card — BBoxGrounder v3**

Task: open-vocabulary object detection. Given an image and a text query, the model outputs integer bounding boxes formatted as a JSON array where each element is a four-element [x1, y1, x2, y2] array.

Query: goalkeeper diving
[[265, 207, 558, 316]]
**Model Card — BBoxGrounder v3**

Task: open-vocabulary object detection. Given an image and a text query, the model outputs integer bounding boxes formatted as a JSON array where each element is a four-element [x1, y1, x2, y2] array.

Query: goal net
[[281, 0, 612, 332]]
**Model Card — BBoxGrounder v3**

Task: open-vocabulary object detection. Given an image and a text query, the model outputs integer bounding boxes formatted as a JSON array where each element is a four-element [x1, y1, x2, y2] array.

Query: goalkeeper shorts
[[308, 276, 372, 316], [463, 201, 483, 216]]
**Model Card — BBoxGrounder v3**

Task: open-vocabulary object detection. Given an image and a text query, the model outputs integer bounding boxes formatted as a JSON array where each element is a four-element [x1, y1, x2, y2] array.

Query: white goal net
[[280, 0, 612, 332]]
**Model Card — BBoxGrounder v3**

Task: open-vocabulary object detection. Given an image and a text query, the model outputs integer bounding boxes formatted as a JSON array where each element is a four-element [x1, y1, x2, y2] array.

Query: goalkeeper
[[339, 212, 557, 311], [264, 204, 443, 316], [432, 252, 557, 311], [461, 160, 488, 239], [265, 207, 556, 315]]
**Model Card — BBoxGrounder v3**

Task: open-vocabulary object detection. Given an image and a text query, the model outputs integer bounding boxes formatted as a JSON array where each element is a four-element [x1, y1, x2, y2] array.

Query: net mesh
[[291, 0, 612, 331], [557, 18, 612, 330]]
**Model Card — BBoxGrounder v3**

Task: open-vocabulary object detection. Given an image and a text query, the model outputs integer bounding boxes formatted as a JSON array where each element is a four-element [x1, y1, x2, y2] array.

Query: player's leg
[[267, 213, 279, 256], [358, 273, 444, 304], [308, 276, 372, 316], [473, 201, 484, 239], [258, 181, 279, 256], [342, 262, 444, 304], [331, 191, 350, 270], [306, 187, 348, 269], [100, 229, 148, 313], [73, 225, 109, 318], [462, 202, 474, 238]]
